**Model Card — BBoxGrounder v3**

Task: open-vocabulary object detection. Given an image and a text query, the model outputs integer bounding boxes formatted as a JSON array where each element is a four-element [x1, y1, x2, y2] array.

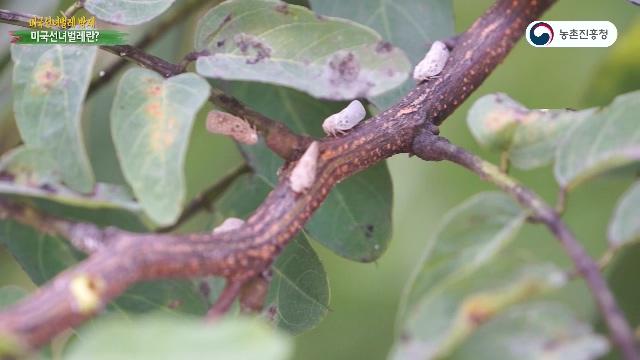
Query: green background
[[1, 0, 639, 359]]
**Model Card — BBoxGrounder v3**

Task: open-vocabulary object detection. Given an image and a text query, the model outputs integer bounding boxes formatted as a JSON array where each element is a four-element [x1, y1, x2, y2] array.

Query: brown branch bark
[[2, 0, 611, 356], [411, 131, 639, 360]]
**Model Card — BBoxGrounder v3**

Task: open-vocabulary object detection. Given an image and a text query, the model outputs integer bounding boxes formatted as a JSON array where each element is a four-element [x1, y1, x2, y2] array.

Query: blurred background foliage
[[0, 0, 639, 359]]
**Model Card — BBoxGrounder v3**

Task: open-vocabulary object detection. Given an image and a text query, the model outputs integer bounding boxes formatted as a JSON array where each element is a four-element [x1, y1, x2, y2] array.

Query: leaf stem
[[87, 0, 218, 96], [412, 131, 639, 360]]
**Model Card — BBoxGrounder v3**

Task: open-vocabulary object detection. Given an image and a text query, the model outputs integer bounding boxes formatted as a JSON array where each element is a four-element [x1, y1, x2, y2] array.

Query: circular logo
[[529, 22, 554, 46]]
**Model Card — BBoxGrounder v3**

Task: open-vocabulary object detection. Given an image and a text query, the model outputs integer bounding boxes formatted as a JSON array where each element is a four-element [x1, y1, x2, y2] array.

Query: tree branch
[[411, 130, 639, 360], [87, 0, 216, 96], [0, 8, 308, 161], [0, 0, 566, 355]]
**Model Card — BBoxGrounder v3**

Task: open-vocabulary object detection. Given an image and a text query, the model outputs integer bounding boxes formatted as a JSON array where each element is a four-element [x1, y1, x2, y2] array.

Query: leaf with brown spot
[[111, 68, 210, 225], [392, 255, 565, 359], [467, 93, 596, 170], [449, 303, 609, 360], [392, 192, 568, 359], [309, 0, 455, 108], [11, 44, 97, 192], [194, 0, 410, 100]]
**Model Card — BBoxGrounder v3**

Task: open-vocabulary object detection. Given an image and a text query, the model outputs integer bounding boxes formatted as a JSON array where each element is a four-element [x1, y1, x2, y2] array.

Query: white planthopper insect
[[212, 217, 245, 234], [206, 110, 258, 145], [413, 40, 450, 82], [322, 100, 366, 136], [289, 141, 319, 193]]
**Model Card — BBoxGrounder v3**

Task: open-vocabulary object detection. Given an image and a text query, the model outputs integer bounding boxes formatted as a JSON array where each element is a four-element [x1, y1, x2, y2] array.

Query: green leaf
[[216, 173, 330, 333], [393, 257, 566, 359], [309, 0, 454, 109], [555, 91, 640, 189], [195, 0, 410, 100], [111, 68, 210, 225], [0, 66, 19, 154], [608, 181, 640, 248], [449, 302, 609, 360], [66, 315, 292, 360], [467, 93, 595, 170], [305, 163, 392, 261], [226, 82, 393, 261], [0, 286, 28, 310], [11, 44, 96, 193], [394, 192, 540, 359], [0, 147, 141, 212], [84, 0, 176, 25], [266, 234, 330, 333], [0, 220, 80, 285], [110, 280, 208, 316], [399, 192, 527, 311]]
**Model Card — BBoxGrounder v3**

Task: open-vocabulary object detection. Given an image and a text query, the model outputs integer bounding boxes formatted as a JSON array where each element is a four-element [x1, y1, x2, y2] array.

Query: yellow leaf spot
[[69, 274, 105, 315], [461, 294, 498, 327], [147, 83, 164, 97], [146, 101, 164, 119], [33, 60, 62, 92], [484, 110, 517, 132], [150, 120, 176, 151]]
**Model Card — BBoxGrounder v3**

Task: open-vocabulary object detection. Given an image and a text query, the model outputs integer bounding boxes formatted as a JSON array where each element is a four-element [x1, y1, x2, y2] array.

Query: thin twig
[[157, 163, 251, 233], [411, 131, 639, 360], [88, 0, 216, 96], [206, 280, 244, 320]]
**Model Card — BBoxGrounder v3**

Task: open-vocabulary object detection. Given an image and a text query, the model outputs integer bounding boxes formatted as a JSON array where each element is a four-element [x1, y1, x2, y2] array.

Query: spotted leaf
[[194, 0, 410, 100], [11, 44, 96, 192], [111, 68, 210, 225]]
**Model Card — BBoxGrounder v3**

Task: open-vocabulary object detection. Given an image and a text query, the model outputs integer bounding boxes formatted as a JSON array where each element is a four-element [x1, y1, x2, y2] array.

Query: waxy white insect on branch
[[289, 141, 319, 193], [212, 217, 245, 234], [413, 40, 450, 82], [206, 110, 258, 145], [322, 100, 366, 136]]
